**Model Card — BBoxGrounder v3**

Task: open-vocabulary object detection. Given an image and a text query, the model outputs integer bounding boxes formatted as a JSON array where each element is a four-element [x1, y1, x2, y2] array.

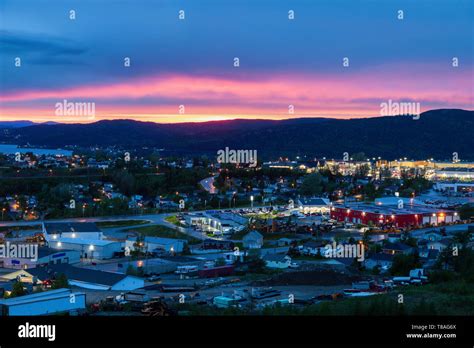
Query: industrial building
[[1, 247, 81, 269], [42, 222, 104, 242], [3, 264, 144, 291], [125, 236, 187, 254], [0, 288, 86, 316], [48, 238, 123, 260]]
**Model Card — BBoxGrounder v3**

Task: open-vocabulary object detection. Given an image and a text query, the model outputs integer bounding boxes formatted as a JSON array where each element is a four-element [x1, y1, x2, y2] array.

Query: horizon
[[1, 108, 472, 126], [1, 0, 473, 123]]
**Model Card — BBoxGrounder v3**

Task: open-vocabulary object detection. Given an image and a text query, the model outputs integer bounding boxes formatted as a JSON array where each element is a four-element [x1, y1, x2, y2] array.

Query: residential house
[[364, 253, 394, 271], [263, 254, 292, 269], [242, 231, 264, 249], [382, 242, 414, 255]]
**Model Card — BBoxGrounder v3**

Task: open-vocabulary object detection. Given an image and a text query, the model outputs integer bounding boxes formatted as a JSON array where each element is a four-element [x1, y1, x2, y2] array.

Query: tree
[[300, 173, 324, 196], [457, 204, 474, 220], [9, 281, 26, 298], [52, 273, 69, 289], [390, 254, 421, 276], [453, 230, 472, 249]]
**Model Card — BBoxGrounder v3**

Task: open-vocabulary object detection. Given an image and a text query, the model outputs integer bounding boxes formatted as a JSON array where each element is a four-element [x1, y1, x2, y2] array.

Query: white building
[[185, 211, 248, 235], [1, 247, 81, 269], [4, 264, 144, 291], [242, 231, 264, 249], [263, 254, 292, 269], [125, 236, 187, 254], [297, 197, 330, 214], [49, 238, 123, 260], [42, 222, 104, 242], [0, 288, 86, 316]]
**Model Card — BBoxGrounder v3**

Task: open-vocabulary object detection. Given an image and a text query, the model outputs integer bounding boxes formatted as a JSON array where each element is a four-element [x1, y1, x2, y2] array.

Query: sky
[[0, 0, 473, 123]]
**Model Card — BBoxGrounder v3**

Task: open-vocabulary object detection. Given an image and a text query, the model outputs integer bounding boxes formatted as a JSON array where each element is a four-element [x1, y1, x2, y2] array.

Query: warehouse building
[[2, 264, 144, 291], [1, 247, 80, 269], [0, 288, 86, 316], [125, 236, 187, 254], [42, 222, 104, 242], [48, 238, 123, 260]]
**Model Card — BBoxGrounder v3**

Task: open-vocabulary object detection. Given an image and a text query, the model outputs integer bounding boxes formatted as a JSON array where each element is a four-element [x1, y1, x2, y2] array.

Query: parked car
[[289, 262, 299, 269], [147, 275, 161, 282]]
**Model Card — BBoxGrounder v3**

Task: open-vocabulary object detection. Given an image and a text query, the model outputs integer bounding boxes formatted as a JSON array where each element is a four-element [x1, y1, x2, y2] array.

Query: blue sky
[[0, 0, 472, 122]]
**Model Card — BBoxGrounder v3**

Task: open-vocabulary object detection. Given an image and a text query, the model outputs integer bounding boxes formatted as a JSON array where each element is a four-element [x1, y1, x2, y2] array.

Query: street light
[[250, 195, 254, 208]]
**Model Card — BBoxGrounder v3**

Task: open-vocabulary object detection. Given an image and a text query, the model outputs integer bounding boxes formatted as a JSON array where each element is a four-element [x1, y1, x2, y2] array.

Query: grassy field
[[164, 215, 185, 227], [96, 220, 149, 228], [127, 225, 201, 244]]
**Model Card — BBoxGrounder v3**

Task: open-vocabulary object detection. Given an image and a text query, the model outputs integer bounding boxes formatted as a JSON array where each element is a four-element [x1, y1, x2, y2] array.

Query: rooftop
[[27, 264, 132, 286], [43, 222, 101, 235]]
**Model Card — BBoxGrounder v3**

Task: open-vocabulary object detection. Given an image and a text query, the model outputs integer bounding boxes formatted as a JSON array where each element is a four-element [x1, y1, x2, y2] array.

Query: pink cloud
[[1, 63, 472, 123]]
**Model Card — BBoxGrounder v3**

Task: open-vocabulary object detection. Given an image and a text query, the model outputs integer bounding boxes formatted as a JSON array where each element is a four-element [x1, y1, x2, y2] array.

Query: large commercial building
[[330, 197, 459, 227], [296, 197, 331, 214], [184, 211, 248, 235]]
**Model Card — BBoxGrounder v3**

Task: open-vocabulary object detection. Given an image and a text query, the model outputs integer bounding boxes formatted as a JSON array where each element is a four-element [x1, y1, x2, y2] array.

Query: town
[[0, 146, 473, 316]]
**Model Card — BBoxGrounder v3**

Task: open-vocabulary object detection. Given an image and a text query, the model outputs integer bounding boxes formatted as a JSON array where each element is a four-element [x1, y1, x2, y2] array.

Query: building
[[301, 241, 327, 256], [0, 288, 86, 316], [364, 253, 394, 271], [42, 222, 104, 242], [1, 247, 80, 269], [263, 254, 292, 269], [185, 211, 248, 235], [382, 242, 414, 255], [201, 239, 235, 251], [48, 238, 123, 260], [330, 199, 459, 228], [3, 264, 144, 291], [426, 238, 456, 251], [242, 231, 264, 249], [421, 230, 445, 242], [297, 197, 331, 214], [434, 168, 474, 181], [125, 236, 187, 254]]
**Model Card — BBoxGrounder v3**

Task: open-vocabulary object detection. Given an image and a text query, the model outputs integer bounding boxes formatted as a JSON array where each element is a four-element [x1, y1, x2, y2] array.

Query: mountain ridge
[[0, 109, 472, 160]]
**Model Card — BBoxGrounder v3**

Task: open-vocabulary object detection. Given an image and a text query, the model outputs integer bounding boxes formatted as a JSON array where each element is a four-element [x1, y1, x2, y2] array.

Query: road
[[0, 204, 288, 241]]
